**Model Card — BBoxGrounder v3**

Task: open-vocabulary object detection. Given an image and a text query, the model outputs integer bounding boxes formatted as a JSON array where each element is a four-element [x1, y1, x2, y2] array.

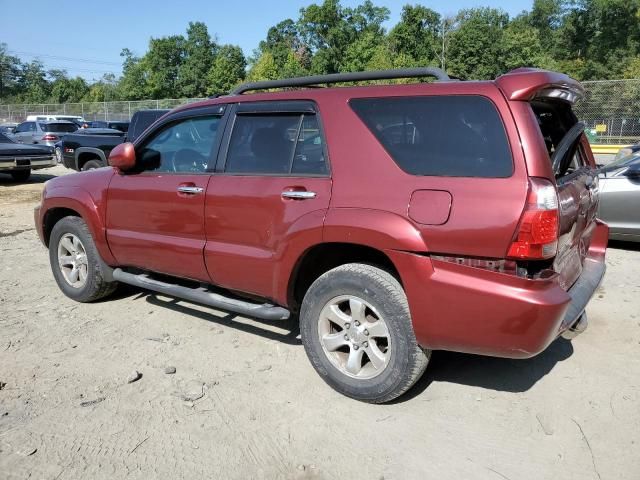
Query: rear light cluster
[[41, 134, 59, 141], [507, 178, 559, 260]]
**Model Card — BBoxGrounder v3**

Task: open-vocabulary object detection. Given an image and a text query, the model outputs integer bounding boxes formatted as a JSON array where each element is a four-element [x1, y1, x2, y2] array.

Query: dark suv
[[35, 67, 607, 402]]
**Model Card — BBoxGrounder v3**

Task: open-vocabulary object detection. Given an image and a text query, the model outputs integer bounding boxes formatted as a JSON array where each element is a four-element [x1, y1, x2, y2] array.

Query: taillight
[[507, 178, 559, 260], [42, 134, 59, 141]]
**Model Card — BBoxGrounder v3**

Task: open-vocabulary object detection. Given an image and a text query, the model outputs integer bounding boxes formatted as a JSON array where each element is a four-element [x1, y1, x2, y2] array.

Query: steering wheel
[[171, 148, 206, 173]]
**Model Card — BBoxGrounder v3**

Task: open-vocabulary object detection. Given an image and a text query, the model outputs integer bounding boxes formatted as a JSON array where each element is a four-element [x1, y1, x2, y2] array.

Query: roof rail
[[231, 67, 451, 95]]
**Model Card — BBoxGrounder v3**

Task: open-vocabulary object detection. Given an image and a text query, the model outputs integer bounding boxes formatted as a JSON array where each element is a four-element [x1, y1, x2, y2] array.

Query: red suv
[[35, 67, 607, 403]]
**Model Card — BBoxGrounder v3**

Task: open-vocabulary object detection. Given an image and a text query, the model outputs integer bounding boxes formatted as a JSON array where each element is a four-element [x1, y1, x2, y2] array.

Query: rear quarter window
[[350, 95, 513, 178], [40, 123, 77, 133]]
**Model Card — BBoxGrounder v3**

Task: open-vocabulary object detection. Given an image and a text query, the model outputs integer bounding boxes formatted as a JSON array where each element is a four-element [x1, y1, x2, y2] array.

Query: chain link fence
[[1, 79, 639, 144], [576, 79, 640, 145], [0, 98, 206, 124]]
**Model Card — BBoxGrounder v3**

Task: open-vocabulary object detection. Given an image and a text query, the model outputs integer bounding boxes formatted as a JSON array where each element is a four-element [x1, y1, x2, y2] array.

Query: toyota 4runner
[[35, 67, 608, 403]]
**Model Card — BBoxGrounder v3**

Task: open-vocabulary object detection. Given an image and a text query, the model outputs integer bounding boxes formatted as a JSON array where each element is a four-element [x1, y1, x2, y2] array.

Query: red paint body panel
[[36, 168, 117, 265], [495, 68, 585, 101], [312, 82, 529, 258], [204, 176, 331, 299], [387, 220, 608, 358], [106, 173, 211, 281]]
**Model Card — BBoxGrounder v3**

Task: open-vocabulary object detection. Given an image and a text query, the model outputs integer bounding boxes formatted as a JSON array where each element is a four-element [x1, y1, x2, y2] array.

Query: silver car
[[598, 154, 640, 242], [12, 120, 77, 147]]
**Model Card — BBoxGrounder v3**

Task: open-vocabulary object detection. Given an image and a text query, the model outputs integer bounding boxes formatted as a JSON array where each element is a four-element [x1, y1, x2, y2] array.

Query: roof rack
[[231, 67, 451, 95]]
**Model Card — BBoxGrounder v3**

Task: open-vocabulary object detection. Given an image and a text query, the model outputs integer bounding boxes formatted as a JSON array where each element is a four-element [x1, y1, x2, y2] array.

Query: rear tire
[[49, 216, 117, 302], [82, 159, 102, 171], [300, 263, 429, 403], [10, 169, 30, 182]]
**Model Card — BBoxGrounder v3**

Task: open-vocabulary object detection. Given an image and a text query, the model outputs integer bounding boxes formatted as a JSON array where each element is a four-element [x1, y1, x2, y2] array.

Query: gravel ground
[[1, 165, 639, 480]]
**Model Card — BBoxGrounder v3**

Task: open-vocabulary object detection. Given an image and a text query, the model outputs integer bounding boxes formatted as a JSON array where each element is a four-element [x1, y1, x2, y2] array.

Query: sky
[[0, 0, 533, 81]]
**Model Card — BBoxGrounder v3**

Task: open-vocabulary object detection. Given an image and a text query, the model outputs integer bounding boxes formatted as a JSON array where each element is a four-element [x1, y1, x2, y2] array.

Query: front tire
[[300, 263, 430, 403], [49, 216, 117, 302], [82, 159, 103, 171]]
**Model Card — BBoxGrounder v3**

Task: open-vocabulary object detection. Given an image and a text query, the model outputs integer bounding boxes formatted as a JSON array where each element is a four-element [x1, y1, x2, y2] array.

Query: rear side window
[[350, 96, 513, 178], [40, 122, 77, 133], [225, 113, 327, 175]]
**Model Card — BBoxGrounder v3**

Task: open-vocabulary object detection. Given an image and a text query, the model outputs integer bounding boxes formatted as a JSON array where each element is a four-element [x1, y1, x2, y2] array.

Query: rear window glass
[[225, 114, 327, 175], [39, 122, 77, 133], [350, 95, 513, 177]]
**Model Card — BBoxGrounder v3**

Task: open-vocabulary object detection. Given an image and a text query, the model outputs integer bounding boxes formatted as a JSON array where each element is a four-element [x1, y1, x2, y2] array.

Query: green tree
[[48, 70, 89, 103], [18, 60, 50, 103], [0, 43, 22, 100], [117, 48, 150, 100], [247, 51, 279, 81], [207, 45, 246, 95], [447, 8, 510, 79], [501, 23, 547, 71], [298, 0, 389, 74], [145, 35, 186, 98], [388, 5, 441, 66], [178, 22, 217, 97]]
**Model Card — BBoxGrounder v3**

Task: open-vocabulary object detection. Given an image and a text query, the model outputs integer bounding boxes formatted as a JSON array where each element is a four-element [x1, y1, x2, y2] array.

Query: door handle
[[282, 190, 317, 200], [177, 185, 204, 195]]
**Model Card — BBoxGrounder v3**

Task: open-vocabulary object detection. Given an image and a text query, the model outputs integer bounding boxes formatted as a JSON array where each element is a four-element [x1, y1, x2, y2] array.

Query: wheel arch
[[75, 148, 106, 170], [286, 242, 402, 312], [282, 209, 429, 311], [40, 190, 116, 265]]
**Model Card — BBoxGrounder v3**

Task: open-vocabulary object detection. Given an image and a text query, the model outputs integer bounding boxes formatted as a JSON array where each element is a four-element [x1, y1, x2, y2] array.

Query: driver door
[[106, 108, 226, 281]]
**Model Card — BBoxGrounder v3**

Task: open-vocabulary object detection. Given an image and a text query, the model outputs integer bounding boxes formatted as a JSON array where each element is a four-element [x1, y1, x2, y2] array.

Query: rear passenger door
[[204, 101, 331, 299]]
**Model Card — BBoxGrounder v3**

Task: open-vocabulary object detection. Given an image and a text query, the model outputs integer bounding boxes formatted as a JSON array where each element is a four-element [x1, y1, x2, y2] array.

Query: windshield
[[39, 122, 77, 133]]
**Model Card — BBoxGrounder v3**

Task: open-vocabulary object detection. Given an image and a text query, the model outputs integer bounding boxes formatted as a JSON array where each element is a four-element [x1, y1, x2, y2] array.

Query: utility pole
[[441, 19, 446, 71]]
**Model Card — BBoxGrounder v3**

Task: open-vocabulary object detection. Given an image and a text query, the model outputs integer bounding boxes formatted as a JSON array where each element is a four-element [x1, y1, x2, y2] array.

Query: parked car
[[12, 120, 77, 147], [35, 67, 607, 403], [26, 115, 85, 125], [598, 153, 640, 242], [615, 142, 640, 160], [60, 128, 126, 171], [0, 123, 18, 135], [0, 132, 56, 181], [59, 110, 168, 171], [88, 121, 130, 133]]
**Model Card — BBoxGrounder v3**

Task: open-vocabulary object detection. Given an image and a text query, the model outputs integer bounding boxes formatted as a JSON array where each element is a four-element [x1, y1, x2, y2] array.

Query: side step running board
[[112, 268, 290, 321]]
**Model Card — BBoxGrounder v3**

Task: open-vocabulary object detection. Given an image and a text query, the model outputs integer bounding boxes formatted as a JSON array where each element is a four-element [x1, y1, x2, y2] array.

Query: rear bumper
[[0, 156, 56, 171], [387, 220, 609, 359]]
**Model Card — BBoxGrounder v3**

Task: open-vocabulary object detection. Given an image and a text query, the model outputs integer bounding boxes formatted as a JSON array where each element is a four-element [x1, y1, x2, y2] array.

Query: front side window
[[225, 113, 327, 175], [350, 95, 513, 178], [137, 115, 222, 173], [17, 122, 36, 133]]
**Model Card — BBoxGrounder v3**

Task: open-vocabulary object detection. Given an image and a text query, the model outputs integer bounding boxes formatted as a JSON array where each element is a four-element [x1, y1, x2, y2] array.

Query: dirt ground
[[1, 165, 639, 480]]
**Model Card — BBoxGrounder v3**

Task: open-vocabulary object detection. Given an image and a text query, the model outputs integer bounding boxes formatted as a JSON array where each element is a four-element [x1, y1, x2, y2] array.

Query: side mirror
[[108, 142, 136, 172]]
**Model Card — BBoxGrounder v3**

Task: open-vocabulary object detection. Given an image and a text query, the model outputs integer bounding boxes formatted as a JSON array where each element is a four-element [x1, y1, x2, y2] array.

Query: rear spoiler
[[495, 68, 585, 104]]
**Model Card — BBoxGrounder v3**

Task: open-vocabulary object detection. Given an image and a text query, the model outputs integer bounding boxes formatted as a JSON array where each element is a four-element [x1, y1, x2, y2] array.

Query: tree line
[[2, 0, 640, 105]]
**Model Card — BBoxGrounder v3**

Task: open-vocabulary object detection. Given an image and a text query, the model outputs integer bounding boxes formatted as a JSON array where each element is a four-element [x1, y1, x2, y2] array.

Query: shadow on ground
[[0, 172, 57, 185], [119, 284, 574, 398], [608, 239, 640, 252], [141, 291, 301, 345], [396, 338, 574, 402]]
